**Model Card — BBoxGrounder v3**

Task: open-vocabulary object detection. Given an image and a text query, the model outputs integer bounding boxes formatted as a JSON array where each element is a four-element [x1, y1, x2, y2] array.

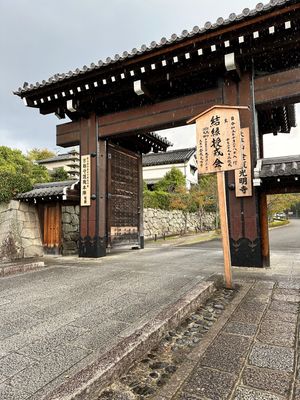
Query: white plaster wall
[[143, 161, 198, 189], [39, 159, 79, 174]]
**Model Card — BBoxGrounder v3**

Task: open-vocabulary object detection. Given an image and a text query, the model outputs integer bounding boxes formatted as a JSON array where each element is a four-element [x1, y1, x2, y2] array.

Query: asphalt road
[[269, 219, 300, 251], [180, 219, 300, 253]]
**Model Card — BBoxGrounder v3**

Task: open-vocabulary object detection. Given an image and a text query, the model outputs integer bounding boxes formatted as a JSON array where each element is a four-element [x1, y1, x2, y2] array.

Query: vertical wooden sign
[[188, 105, 248, 289], [80, 155, 91, 206], [235, 128, 252, 197]]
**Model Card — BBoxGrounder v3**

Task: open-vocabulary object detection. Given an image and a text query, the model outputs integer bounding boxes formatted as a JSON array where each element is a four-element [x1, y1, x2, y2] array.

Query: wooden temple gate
[[15, 0, 300, 266]]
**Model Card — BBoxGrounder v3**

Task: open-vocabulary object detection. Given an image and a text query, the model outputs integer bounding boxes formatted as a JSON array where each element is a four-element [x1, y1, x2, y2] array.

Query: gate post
[[138, 155, 144, 249], [79, 114, 107, 257], [223, 73, 264, 267]]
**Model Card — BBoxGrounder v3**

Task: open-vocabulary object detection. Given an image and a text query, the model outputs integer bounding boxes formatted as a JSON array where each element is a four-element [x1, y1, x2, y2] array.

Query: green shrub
[[144, 190, 171, 210]]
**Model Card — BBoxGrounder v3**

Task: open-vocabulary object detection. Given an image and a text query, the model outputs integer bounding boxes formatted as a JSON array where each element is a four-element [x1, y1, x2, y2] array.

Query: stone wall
[[60, 206, 216, 253], [0, 201, 43, 261], [144, 208, 216, 239], [61, 205, 80, 255]]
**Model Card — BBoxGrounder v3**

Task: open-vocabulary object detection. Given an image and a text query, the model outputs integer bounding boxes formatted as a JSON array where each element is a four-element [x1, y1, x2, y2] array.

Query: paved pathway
[[0, 244, 222, 399], [0, 220, 299, 399], [169, 280, 300, 400]]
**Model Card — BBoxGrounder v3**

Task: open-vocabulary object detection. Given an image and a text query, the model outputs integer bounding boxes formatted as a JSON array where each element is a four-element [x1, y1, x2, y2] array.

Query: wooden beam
[[98, 87, 222, 137], [254, 67, 300, 107], [56, 120, 80, 147]]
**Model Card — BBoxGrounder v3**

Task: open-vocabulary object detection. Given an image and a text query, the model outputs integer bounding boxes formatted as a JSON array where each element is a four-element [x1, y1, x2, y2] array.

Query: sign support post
[[217, 171, 232, 289]]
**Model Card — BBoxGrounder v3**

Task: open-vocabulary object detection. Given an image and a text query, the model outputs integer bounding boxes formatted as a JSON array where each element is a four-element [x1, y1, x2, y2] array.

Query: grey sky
[[0, 0, 299, 157]]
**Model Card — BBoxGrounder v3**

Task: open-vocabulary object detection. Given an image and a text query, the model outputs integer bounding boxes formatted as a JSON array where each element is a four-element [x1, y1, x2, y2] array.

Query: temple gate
[[14, 0, 300, 266]]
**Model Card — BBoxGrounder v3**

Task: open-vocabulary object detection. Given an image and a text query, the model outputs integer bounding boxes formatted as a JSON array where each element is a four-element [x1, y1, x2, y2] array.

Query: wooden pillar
[[223, 73, 264, 267], [79, 114, 107, 257], [260, 192, 270, 267], [138, 155, 144, 249]]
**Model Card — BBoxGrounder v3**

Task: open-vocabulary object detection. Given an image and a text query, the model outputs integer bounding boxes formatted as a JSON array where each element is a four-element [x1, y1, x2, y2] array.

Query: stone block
[[62, 213, 72, 224], [234, 386, 282, 400], [23, 245, 43, 258], [71, 213, 79, 225], [63, 224, 78, 234], [21, 228, 36, 239], [0, 352, 36, 378], [249, 343, 294, 372], [257, 320, 296, 347], [223, 322, 257, 336], [242, 366, 291, 397], [8, 200, 20, 210], [0, 383, 29, 400], [64, 206, 75, 214], [180, 367, 236, 399], [200, 333, 251, 374]]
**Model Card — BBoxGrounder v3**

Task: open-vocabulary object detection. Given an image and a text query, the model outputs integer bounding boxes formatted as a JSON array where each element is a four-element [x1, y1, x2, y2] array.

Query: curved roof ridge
[[14, 0, 293, 96]]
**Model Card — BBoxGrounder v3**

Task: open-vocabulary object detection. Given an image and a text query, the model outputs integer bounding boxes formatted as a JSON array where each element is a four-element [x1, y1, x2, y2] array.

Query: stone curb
[[42, 280, 216, 400], [152, 281, 254, 400], [0, 261, 45, 277]]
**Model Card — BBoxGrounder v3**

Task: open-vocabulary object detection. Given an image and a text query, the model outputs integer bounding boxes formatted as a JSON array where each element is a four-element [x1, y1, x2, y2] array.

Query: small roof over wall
[[255, 155, 300, 178], [143, 147, 196, 167], [17, 180, 79, 203]]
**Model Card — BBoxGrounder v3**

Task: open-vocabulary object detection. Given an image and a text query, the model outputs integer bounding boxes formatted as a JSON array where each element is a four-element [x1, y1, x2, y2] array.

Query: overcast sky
[[0, 0, 299, 158]]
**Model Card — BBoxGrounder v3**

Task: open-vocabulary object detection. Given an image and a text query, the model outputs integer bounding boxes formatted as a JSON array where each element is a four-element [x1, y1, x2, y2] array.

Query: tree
[[0, 146, 31, 175], [51, 167, 70, 182], [188, 175, 218, 230], [267, 194, 300, 219], [0, 146, 51, 202], [27, 148, 56, 161], [155, 167, 186, 193], [0, 170, 32, 202]]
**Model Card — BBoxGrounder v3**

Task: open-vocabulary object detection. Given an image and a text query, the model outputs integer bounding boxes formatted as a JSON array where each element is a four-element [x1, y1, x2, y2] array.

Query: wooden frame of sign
[[188, 105, 248, 289]]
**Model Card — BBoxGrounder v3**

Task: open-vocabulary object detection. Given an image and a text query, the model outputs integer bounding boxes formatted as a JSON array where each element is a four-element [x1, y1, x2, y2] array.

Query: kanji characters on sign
[[190, 106, 244, 175], [235, 128, 252, 197], [80, 155, 91, 206]]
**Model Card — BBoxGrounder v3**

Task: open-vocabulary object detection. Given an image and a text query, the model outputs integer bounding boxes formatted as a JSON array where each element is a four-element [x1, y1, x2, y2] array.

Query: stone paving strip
[[0, 259, 45, 277], [90, 280, 300, 400], [95, 282, 249, 400], [150, 280, 300, 400]]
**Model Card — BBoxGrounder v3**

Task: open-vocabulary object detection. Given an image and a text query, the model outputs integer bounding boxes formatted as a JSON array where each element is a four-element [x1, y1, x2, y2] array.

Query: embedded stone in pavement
[[242, 366, 292, 397], [9, 345, 90, 395], [223, 321, 257, 337], [264, 310, 298, 324], [257, 320, 296, 347], [269, 300, 299, 314], [233, 386, 283, 400], [199, 333, 251, 374], [249, 343, 294, 372], [0, 352, 36, 379], [229, 307, 264, 324], [177, 367, 235, 400], [0, 383, 29, 400], [272, 288, 300, 303]]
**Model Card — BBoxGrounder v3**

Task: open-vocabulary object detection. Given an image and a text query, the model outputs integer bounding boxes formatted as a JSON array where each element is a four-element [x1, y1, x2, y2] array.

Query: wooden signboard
[[190, 106, 244, 174], [235, 128, 252, 197], [188, 105, 248, 289], [80, 155, 91, 206]]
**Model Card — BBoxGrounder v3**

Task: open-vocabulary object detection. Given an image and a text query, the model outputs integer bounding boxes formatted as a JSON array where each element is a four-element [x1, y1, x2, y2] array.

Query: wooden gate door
[[43, 202, 61, 254], [107, 144, 141, 248]]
